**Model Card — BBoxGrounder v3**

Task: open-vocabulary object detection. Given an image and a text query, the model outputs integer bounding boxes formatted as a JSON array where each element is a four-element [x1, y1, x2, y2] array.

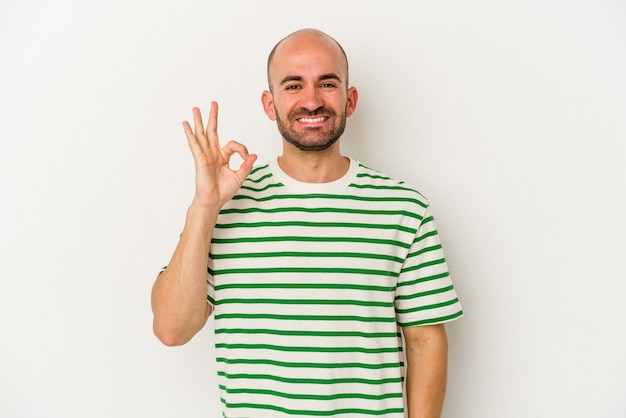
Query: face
[[262, 33, 358, 152]]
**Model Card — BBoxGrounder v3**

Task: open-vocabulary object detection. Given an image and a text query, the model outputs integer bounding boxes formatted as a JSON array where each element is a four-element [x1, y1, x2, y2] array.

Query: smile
[[297, 116, 327, 123]]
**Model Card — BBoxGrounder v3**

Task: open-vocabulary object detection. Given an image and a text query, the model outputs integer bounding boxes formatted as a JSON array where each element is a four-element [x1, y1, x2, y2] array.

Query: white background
[[1, 1, 625, 417]]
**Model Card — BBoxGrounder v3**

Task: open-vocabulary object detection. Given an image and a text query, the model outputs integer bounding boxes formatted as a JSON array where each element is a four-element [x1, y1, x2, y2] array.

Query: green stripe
[[212, 235, 411, 249], [349, 183, 416, 193], [355, 173, 391, 180], [240, 183, 283, 193], [232, 192, 426, 206], [396, 285, 456, 301], [216, 357, 402, 369], [246, 172, 273, 183], [221, 400, 404, 416], [413, 229, 439, 243], [417, 216, 436, 229], [248, 164, 269, 176], [407, 244, 442, 259], [211, 250, 403, 263], [214, 313, 396, 323], [215, 282, 394, 292], [210, 266, 399, 277], [396, 272, 450, 288], [219, 385, 402, 401], [215, 220, 416, 234], [220, 206, 422, 220], [218, 371, 402, 385], [215, 343, 399, 354], [395, 297, 460, 314], [214, 298, 394, 308], [399, 310, 464, 327], [399, 258, 446, 274]]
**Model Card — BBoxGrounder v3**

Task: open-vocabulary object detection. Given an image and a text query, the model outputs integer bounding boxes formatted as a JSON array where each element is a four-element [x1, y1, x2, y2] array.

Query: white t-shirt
[[208, 158, 463, 417]]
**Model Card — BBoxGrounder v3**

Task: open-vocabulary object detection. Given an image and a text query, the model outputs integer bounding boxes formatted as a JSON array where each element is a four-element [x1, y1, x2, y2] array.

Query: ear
[[261, 90, 277, 121], [345, 86, 358, 118]]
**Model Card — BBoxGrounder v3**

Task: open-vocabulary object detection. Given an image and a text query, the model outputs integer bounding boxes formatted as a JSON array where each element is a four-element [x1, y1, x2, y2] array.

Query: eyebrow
[[279, 73, 343, 86]]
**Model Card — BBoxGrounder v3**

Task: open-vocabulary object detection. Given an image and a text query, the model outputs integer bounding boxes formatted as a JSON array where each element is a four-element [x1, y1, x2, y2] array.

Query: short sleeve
[[395, 205, 463, 327]]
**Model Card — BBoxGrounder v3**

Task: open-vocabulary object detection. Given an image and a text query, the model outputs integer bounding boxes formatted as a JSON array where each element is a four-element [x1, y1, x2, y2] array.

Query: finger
[[182, 120, 197, 147], [221, 140, 257, 185], [221, 140, 250, 160], [206, 101, 219, 148], [182, 120, 193, 138], [191, 107, 209, 149], [183, 120, 204, 160]]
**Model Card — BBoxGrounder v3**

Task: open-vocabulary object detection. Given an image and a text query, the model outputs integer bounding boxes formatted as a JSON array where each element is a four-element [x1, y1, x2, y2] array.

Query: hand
[[183, 102, 257, 209]]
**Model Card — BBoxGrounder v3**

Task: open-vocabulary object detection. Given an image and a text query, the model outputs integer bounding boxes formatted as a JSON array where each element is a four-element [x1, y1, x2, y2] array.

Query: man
[[152, 28, 463, 418]]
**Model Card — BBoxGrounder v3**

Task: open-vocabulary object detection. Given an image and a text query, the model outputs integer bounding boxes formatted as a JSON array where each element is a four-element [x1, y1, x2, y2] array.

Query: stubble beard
[[276, 107, 347, 152]]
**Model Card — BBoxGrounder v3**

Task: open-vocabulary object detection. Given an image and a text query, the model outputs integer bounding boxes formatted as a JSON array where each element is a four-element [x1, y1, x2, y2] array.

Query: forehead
[[269, 34, 347, 85]]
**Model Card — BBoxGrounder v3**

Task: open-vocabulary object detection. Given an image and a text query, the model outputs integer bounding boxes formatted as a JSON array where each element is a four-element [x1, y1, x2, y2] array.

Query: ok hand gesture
[[183, 102, 257, 209]]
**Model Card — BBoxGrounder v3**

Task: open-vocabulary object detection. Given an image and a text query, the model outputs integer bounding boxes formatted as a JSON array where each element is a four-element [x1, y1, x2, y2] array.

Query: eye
[[321, 82, 337, 89], [285, 84, 301, 91]]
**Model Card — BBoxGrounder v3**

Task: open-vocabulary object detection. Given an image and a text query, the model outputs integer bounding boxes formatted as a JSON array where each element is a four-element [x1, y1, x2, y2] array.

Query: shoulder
[[350, 161, 430, 208]]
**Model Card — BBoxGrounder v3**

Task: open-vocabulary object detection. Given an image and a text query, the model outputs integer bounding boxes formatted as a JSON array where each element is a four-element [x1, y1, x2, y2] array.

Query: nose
[[299, 86, 323, 112]]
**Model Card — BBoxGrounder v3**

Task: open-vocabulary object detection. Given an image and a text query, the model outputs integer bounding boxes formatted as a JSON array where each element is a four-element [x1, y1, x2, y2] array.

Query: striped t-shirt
[[208, 158, 463, 417]]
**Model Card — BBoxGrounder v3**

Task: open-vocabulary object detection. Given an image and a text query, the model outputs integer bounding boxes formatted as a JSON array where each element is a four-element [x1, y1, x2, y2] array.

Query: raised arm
[[151, 102, 257, 346]]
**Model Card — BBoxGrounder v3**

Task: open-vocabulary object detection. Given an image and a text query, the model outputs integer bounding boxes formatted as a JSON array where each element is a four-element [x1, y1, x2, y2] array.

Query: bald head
[[266, 29, 349, 92]]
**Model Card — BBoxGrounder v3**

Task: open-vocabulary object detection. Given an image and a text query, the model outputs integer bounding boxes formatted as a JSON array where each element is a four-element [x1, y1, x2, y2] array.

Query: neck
[[278, 141, 349, 183]]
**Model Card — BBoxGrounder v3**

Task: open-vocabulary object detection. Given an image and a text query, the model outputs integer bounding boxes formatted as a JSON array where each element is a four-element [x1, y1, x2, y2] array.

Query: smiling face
[[262, 30, 358, 152]]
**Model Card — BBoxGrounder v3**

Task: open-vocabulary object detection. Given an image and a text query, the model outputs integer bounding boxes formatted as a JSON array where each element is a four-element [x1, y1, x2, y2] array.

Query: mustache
[[291, 107, 336, 118]]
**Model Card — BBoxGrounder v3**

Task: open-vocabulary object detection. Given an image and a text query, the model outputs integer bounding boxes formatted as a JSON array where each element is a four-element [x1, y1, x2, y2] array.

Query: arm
[[151, 102, 257, 346], [402, 324, 449, 418]]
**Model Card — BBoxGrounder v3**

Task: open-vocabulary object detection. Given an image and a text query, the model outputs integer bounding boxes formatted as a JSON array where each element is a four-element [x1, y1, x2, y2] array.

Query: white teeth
[[299, 117, 325, 123]]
